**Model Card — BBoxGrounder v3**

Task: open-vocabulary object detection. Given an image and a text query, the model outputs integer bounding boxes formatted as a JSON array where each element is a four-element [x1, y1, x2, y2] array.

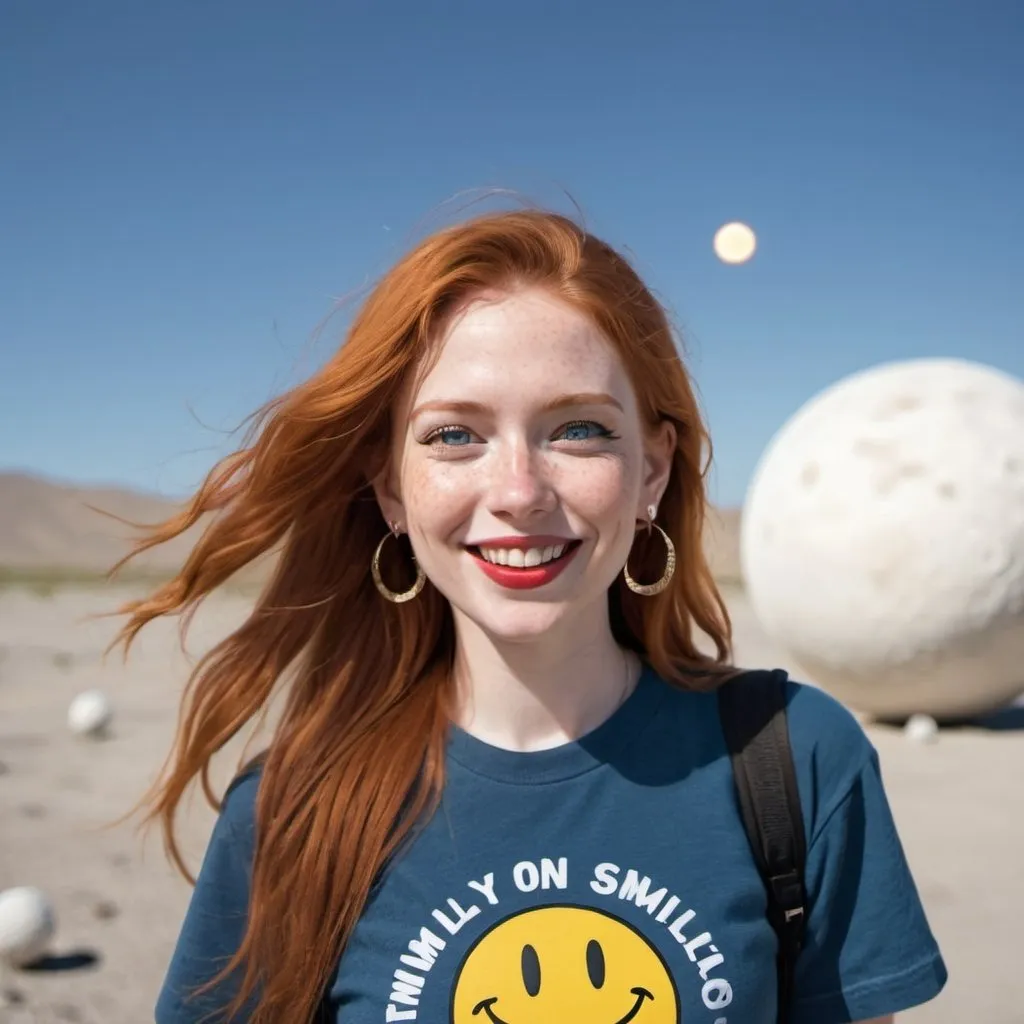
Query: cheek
[[558, 456, 641, 518], [401, 460, 476, 535]]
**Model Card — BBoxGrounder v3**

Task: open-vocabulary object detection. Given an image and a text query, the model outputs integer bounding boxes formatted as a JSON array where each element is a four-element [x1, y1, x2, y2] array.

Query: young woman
[[114, 210, 947, 1023]]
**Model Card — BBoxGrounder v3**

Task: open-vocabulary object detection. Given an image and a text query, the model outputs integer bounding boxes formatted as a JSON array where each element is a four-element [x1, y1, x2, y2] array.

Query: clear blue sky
[[2, 1, 1021, 506]]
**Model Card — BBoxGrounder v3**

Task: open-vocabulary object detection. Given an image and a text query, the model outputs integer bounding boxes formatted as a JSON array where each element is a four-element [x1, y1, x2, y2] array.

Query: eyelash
[[560, 419, 619, 442], [421, 420, 619, 447], [422, 425, 475, 447]]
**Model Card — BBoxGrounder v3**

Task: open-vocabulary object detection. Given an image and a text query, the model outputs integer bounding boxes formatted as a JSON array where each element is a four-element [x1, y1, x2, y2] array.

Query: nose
[[485, 441, 557, 521]]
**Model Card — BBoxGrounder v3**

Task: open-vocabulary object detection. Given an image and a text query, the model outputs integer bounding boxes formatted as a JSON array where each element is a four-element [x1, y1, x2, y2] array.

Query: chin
[[464, 589, 605, 645], [479, 613, 570, 644]]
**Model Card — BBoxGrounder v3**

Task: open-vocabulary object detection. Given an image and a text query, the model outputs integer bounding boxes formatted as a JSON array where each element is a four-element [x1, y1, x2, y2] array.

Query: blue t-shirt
[[156, 667, 947, 1023]]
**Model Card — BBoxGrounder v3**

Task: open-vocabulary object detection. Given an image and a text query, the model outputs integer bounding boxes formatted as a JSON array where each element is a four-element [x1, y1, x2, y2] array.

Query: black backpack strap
[[717, 669, 807, 1024]]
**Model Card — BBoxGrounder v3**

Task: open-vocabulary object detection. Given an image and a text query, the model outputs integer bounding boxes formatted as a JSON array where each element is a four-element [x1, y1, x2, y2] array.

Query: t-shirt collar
[[445, 662, 665, 784]]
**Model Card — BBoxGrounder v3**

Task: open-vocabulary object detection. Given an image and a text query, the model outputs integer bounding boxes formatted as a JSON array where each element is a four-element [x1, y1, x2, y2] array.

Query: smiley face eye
[[586, 938, 605, 988], [521, 943, 541, 997]]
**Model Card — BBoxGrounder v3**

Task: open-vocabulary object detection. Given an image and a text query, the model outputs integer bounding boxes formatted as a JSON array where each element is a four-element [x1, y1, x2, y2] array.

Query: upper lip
[[467, 535, 577, 550]]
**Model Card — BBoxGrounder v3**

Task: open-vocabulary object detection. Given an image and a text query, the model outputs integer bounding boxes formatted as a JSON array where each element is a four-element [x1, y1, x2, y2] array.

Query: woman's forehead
[[408, 290, 630, 403]]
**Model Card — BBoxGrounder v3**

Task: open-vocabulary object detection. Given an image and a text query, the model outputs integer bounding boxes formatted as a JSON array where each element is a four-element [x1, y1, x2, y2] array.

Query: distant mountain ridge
[[0, 471, 742, 584], [0, 471, 202, 576]]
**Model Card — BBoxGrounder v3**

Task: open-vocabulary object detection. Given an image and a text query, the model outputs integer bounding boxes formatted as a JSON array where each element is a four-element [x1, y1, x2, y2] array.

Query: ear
[[638, 419, 676, 522], [371, 463, 406, 534]]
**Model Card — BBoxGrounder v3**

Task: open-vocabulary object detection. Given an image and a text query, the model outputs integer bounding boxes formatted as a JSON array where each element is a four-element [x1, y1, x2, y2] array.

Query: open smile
[[465, 539, 582, 591], [472, 986, 654, 1023]]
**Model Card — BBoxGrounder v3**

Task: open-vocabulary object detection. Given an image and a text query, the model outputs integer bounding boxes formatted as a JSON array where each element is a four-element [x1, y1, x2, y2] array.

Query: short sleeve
[[155, 772, 260, 1024], [791, 746, 948, 1023]]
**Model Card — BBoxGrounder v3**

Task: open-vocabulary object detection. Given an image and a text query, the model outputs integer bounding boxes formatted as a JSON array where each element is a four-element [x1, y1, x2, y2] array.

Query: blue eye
[[557, 420, 613, 442], [427, 425, 474, 446]]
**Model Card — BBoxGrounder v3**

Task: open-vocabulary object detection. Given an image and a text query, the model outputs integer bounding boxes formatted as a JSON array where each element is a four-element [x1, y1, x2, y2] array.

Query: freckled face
[[376, 287, 673, 642]]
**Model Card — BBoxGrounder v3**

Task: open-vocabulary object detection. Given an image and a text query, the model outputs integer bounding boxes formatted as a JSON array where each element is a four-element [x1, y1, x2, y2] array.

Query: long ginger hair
[[110, 209, 734, 1022]]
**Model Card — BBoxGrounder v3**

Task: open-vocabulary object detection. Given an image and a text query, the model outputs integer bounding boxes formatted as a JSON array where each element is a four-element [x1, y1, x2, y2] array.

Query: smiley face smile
[[473, 985, 655, 1023]]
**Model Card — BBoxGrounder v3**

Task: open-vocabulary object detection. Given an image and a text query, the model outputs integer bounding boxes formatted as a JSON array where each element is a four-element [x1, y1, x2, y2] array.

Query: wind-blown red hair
[[109, 209, 733, 1022]]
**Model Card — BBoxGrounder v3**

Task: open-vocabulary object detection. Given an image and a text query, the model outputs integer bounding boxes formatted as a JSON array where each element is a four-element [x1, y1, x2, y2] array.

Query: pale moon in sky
[[713, 221, 757, 264]]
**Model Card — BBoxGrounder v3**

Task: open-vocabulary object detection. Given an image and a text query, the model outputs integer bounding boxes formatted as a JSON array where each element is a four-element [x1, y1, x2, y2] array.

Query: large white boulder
[[742, 358, 1024, 720]]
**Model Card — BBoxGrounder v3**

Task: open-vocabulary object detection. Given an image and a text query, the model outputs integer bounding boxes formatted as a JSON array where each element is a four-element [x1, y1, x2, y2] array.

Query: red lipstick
[[466, 537, 581, 591]]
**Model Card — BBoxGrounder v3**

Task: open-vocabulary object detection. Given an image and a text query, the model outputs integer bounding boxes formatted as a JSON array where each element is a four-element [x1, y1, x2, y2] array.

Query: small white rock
[[904, 713, 939, 744], [67, 690, 113, 738], [0, 887, 56, 967]]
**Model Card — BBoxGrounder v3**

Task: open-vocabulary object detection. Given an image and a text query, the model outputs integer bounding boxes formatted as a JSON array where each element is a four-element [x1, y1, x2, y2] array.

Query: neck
[[450, 605, 640, 752]]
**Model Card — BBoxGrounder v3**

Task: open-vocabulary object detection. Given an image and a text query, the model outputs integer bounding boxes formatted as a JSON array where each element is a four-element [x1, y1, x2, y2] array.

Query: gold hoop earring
[[371, 528, 426, 603], [623, 520, 676, 596]]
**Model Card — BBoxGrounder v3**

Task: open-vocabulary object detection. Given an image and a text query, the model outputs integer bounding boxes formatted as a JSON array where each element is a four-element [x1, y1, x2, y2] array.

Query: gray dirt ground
[[0, 585, 1021, 1023]]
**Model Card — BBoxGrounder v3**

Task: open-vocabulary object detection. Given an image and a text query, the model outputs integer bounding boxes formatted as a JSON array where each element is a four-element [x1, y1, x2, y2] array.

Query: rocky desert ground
[[0, 582, 1021, 1022]]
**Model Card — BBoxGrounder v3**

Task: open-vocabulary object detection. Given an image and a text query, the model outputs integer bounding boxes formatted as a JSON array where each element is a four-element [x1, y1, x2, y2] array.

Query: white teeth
[[477, 544, 570, 567]]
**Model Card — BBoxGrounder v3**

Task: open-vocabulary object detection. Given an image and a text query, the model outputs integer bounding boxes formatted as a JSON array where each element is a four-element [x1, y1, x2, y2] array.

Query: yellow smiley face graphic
[[450, 904, 680, 1023]]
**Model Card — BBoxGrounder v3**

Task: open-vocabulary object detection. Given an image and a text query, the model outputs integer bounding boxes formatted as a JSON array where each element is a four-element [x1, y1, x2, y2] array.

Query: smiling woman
[[108, 209, 946, 1024], [373, 288, 677, 660]]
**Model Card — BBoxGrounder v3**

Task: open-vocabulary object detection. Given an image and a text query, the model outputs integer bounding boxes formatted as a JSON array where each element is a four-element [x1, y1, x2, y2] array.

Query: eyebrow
[[411, 391, 624, 418]]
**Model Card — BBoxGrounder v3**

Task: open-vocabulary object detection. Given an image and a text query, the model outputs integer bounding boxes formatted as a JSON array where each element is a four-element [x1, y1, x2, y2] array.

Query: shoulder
[[664, 666, 875, 775], [651, 665, 875, 786], [221, 761, 263, 820], [707, 668, 880, 842], [185, 763, 264, 901], [208, 761, 264, 858], [783, 675, 876, 771], [781, 675, 880, 842]]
